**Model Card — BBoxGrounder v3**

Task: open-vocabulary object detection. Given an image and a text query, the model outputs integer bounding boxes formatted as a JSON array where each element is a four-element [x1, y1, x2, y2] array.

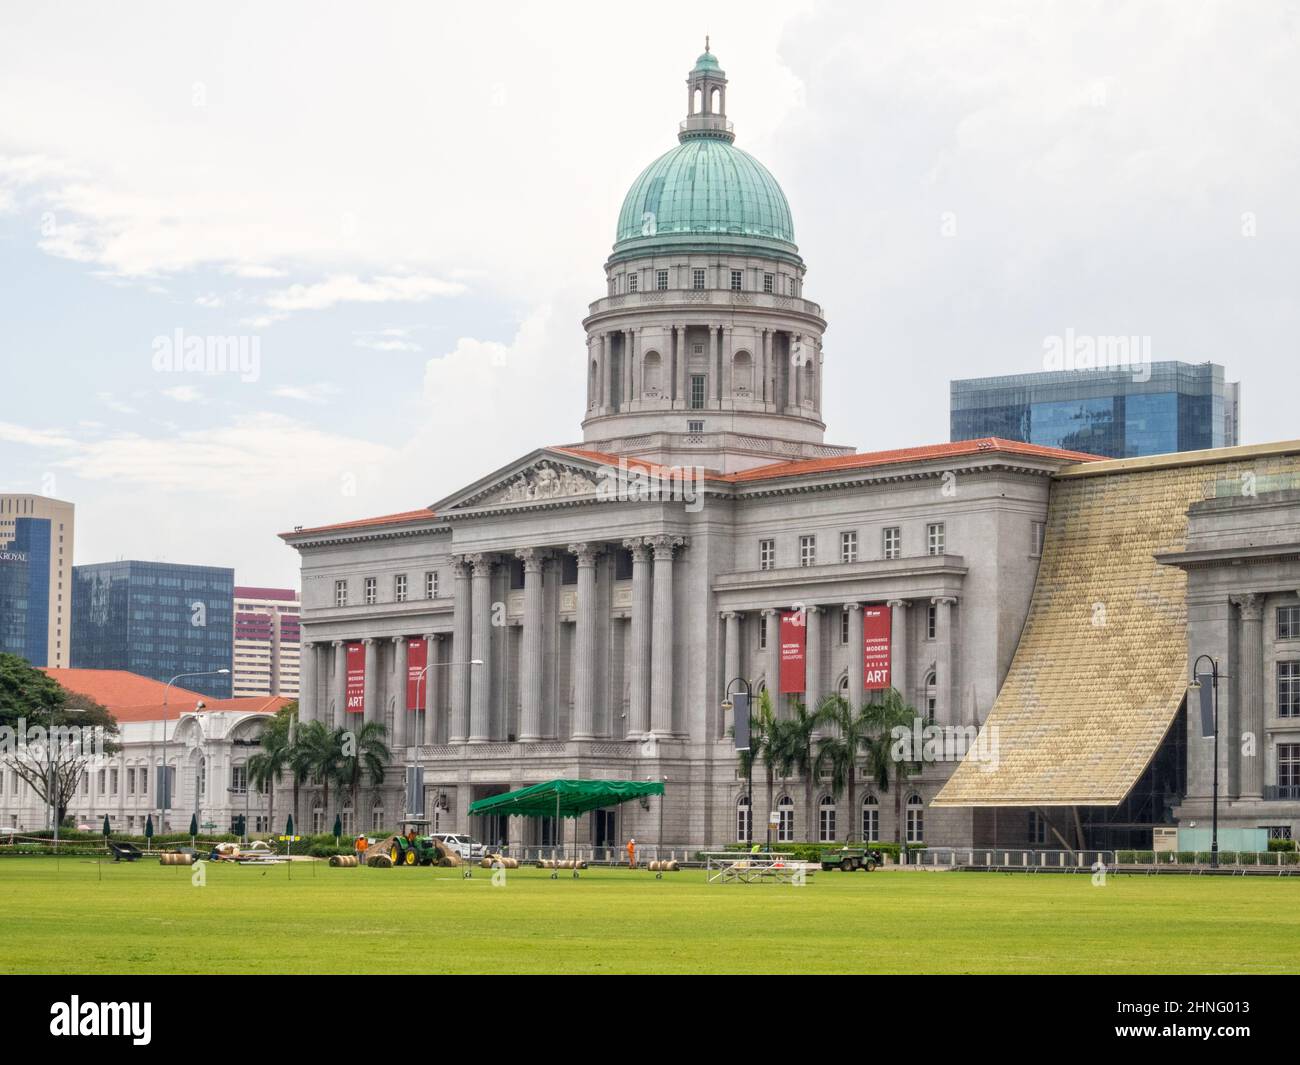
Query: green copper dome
[[613, 138, 796, 257]]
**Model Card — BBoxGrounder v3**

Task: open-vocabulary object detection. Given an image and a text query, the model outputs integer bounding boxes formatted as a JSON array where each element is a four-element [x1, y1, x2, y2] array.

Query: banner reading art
[[779, 610, 806, 694], [406, 637, 427, 712], [862, 605, 892, 690], [345, 641, 366, 714]]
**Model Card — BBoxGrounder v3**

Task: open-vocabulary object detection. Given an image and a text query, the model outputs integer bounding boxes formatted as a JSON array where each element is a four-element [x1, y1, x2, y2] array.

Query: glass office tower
[[71, 561, 234, 698], [0, 517, 52, 665], [950, 362, 1239, 459]]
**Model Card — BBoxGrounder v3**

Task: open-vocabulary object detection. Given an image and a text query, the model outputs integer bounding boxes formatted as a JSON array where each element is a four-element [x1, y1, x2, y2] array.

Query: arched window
[[838, 673, 850, 699], [906, 794, 925, 844], [693, 87, 703, 114], [341, 804, 355, 835], [862, 794, 879, 843], [777, 795, 795, 843], [710, 86, 721, 114], [818, 795, 837, 843], [196, 756, 206, 801], [642, 350, 663, 395], [736, 793, 752, 844], [371, 799, 385, 833], [731, 350, 753, 396], [923, 671, 937, 721], [311, 803, 324, 834]]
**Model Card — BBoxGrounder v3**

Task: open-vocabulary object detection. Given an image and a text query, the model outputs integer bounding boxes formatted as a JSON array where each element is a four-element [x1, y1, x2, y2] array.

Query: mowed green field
[[2, 858, 1297, 974]]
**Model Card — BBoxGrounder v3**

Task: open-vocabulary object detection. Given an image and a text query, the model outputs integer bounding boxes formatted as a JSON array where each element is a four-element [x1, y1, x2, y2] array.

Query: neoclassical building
[[283, 46, 1099, 852]]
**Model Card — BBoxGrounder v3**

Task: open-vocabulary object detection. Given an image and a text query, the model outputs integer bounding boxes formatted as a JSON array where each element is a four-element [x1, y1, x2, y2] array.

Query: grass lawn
[[1, 857, 1297, 974]]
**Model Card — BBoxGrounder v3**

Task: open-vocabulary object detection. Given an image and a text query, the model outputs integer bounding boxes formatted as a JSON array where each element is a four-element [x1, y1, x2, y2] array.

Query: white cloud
[[0, 421, 78, 449], [161, 385, 202, 403], [261, 274, 466, 313], [354, 327, 421, 352], [270, 383, 342, 404], [194, 293, 224, 308], [95, 392, 138, 415]]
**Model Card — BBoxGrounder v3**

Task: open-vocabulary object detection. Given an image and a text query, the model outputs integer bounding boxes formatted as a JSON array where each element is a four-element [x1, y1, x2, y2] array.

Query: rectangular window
[[799, 535, 817, 567], [779, 804, 795, 843], [692, 268, 706, 290], [906, 803, 924, 844], [1280, 662, 1300, 718], [730, 269, 742, 290], [840, 609, 850, 645], [927, 522, 945, 556], [1279, 605, 1300, 640], [334, 580, 348, 607], [927, 604, 937, 640], [1031, 521, 1046, 557], [394, 574, 407, 602], [690, 375, 706, 409], [628, 273, 638, 293], [425, 571, 438, 599], [127, 769, 135, 795], [364, 577, 377, 605], [763, 273, 774, 293], [759, 615, 768, 651], [656, 269, 668, 291], [231, 765, 247, 794], [883, 526, 901, 560], [759, 539, 775, 571], [840, 530, 858, 564], [1279, 744, 1300, 798], [736, 801, 752, 844], [862, 803, 879, 843], [687, 419, 704, 433]]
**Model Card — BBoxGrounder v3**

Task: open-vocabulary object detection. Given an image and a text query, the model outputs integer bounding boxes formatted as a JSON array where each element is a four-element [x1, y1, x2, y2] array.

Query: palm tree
[[247, 707, 294, 834], [293, 720, 342, 823], [734, 689, 780, 845], [288, 717, 326, 830], [862, 687, 926, 845], [813, 695, 875, 841], [779, 698, 823, 842], [337, 721, 390, 819]]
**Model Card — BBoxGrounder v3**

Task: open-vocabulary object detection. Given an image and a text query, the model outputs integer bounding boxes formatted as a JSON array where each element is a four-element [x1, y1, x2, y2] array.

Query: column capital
[[886, 598, 909, 610], [1232, 593, 1265, 621], [391, 635, 406, 645], [843, 602, 863, 613], [720, 610, 742, 621], [361, 637, 376, 646], [515, 547, 548, 572], [465, 552, 494, 577], [623, 537, 652, 561], [760, 607, 778, 618], [567, 542, 602, 566], [452, 557, 472, 579], [647, 534, 686, 559], [331, 639, 345, 648], [931, 596, 958, 608]]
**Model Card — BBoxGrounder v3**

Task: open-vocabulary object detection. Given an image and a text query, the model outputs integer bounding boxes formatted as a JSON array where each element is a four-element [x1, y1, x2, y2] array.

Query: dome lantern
[[681, 37, 733, 143]]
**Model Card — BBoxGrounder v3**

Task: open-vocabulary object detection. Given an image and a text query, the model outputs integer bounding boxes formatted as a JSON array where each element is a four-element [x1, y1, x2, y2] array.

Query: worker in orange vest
[[355, 833, 368, 866], [626, 837, 637, 869]]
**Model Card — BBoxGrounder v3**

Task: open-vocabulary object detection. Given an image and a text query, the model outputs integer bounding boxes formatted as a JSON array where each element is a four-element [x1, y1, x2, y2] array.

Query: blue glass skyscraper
[[71, 561, 234, 698], [0, 517, 52, 665], [950, 361, 1240, 459]]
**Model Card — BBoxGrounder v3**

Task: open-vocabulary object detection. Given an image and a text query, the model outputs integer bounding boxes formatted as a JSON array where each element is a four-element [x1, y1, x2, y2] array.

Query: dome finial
[[704, 34, 710, 53]]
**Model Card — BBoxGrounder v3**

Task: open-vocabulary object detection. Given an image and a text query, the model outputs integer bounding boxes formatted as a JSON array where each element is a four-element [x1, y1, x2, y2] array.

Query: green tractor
[[388, 819, 440, 867]]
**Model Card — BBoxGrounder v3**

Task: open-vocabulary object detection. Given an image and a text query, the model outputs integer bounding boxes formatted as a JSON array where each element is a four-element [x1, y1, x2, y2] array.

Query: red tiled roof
[[724, 438, 1102, 483], [42, 669, 208, 708], [548, 445, 723, 481], [103, 697, 294, 724], [279, 508, 435, 539]]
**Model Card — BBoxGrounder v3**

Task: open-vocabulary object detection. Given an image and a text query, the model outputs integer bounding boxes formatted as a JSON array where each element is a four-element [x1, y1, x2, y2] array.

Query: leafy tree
[[775, 698, 822, 842], [813, 694, 875, 840], [247, 705, 295, 836], [862, 687, 927, 845], [732, 688, 779, 844], [338, 720, 390, 818], [0, 654, 120, 827]]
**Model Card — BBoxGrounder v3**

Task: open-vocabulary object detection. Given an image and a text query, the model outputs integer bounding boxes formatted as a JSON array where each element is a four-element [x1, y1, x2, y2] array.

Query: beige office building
[[0, 494, 75, 668]]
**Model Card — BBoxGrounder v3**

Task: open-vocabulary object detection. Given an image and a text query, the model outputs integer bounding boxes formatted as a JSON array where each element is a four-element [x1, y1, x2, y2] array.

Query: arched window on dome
[[710, 86, 721, 115], [693, 87, 703, 115], [731, 350, 753, 397], [642, 351, 663, 397]]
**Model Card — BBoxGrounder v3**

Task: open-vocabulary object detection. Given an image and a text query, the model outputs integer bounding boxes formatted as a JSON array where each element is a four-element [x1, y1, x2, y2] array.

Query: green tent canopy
[[468, 779, 664, 819]]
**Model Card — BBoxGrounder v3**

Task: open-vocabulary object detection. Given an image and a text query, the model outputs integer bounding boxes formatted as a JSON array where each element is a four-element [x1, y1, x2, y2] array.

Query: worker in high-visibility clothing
[[626, 837, 637, 869], [355, 833, 369, 866]]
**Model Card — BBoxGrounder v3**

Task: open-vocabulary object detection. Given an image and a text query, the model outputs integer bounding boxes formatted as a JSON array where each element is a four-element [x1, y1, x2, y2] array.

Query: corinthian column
[[625, 539, 653, 738], [722, 611, 741, 706], [391, 636, 408, 748], [332, 640, 346, 729], [804, 606, 823, 712], [468, 553, 494, 743], [517, 548, 546, 742], [299, 642, 316, 724], [887, 599, 910, 704], [450, 559, 472, 743], [421, 631, 437, 746], [569, 543, 601, 740], [932, 597, 956, 724], [845, 604, 864, 711], [649, 535, 685, 736], [763, 608, 780, 706], [362, 637, 378, 728], [1235, 593, 1265, 799]]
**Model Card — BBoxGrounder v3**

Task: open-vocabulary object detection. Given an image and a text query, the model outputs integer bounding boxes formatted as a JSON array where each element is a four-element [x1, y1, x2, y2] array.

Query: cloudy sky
[[1, 1, 1297, 586]]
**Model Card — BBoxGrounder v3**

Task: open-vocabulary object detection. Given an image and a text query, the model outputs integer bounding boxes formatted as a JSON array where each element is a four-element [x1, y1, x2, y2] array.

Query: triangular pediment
[[430, 448, 605, 514]]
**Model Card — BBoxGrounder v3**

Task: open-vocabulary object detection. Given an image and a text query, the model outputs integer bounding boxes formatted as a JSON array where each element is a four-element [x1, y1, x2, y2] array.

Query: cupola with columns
[[577, 42, 853, 474]]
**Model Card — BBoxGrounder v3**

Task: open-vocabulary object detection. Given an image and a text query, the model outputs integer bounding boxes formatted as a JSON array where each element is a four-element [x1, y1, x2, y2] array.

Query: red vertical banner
[[779, 610, 806, 694], [862, 605, 892, 690], [406, 637, 427, 711], [345, 642, 366, 714]]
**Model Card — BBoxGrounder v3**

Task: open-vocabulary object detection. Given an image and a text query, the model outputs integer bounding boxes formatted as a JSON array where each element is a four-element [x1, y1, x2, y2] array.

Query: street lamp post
[[1189, 656, 1225, 869], [720, 677, 757, 849], [161, 669, 229, 834]]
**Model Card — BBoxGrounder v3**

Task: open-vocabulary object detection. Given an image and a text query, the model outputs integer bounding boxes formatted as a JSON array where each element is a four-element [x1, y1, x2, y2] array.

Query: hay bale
[[665, 860, 679, 871], [329, 854, 359, 868], [366, 852, 393, 868], [159, 852, 193, 866]]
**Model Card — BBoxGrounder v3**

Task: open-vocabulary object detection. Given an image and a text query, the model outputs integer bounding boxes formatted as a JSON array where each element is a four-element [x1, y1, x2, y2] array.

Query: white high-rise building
[[232, 586, 301, 699]]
